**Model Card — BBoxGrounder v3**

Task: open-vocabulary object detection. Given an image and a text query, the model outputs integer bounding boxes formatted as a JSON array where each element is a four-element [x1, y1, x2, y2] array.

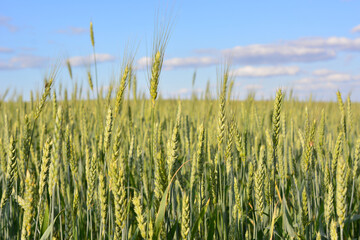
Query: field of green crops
[[0, 23, 360, 240]]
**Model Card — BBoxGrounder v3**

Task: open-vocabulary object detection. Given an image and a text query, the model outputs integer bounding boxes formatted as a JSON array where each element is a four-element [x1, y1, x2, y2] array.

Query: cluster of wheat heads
[[1, 23, 360, 240]]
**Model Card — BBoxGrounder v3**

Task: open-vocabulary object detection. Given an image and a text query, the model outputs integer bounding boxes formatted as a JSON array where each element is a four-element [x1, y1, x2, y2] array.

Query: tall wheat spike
[[87, 149, 97, 209], [98, 171, 107, 237], [133, 191, 146, 239], [154, 124, 167, 202], [254, 146, 265, 223], [38, 138, 53, 198], [66, 59, 73, 80], [325, 181, 334, 226], [149, 23, 170, 106], [0, 135, 17, 209], [110, 148, 127, 239], [181, 191, 190, 240], [332, 132, 344, 178], [21, 170, 35, 240], [167, 103, 182, 183], [336, 155, 347, 239], [104, 107, 113, 152], [272, 89, 283, 158], [115, 64, 130, 114], [337, 91, 346, 135], [195, 123, 205, 182], [330, 220, 338, 240], [217, 68, 228, 148]]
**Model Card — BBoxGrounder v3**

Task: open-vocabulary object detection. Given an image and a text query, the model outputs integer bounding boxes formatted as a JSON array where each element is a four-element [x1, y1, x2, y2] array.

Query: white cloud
[[177, 88, 191, 95], [0, 15, 18, 32], [0, 53, 116, 70], [196, 36, 360, 66], [0, 55, 48, 70], [290, 37, 360, 51], [0, 47, 13, 53], [320, 73, 354, 82], [294, 70, 360, 91], [244, 84, 263, 90], [164, 57, 217, 70], [231, 65, 299, 77], [299, 73, 356, 83], [57, 27, 88, 35], [351, 25, 360, 33], [68, 53, 115, 67], [133, 35, 360, 72], [294, 81, 338, 91], [167, 88, 203, 98], [136, 56, 217, 71], [222, 44, 335, 64], [312, 68, 336, 76], [136, 56, 151, 70]]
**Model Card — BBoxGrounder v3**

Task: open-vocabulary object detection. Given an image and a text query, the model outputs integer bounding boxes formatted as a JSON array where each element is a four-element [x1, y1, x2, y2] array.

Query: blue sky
[[1, 0, 360, 101]]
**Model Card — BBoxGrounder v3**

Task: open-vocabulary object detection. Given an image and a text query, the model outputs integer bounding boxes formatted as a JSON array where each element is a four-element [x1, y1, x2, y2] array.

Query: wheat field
[[0, 22, 360, 240]]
